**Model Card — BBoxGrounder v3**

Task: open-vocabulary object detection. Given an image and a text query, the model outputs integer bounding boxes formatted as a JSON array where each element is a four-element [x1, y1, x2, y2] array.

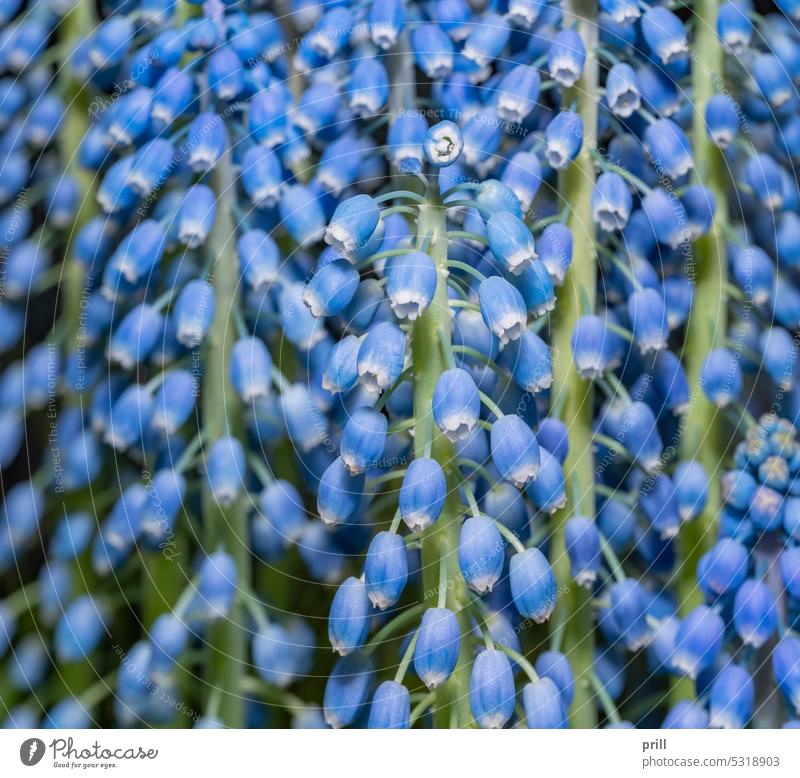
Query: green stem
[[412, 184, 472, 728], [672, 0, 729, 705], [548, 0, 599, 729], [202, 146, 249, 728]]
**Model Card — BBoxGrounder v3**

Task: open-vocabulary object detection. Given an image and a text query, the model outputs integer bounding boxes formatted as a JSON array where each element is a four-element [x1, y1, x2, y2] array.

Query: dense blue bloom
[[367, 681, 410, 729], [207, 436, 246, 507], [414, 607, 461, 689], [503, 330, 553, 394], [641, 6, 688, 64], [317, 457, 365, 526], [592, 172, 632, 231], [545, 110, 583, 170], [672, 605, 725, 679], [399, 457, 447, 531], [323, 652, 374, 728], [526, 448, 566, 514], [609, 578, 650, 651], [432, 368, 480, 441], [54, 595, 105, 663], [548, 29, 586, 87], [340, 408, 388, 475], [509, 547, 557, 622], [523, 677, 567, 728], [365, 532, 408, 610], [490, 414, 540, 487], [470, 649, 515, 729], [709, 664, 754, 729], [534, 651, 575, 706], [329, 577, 372, 656], [197, 551, 237, 620], [564, 516, 601, 588], [386, 251, 437, 320], [663, 700, 709, 729], [357, 322, 407, 393], [458, 515, 505, 594]]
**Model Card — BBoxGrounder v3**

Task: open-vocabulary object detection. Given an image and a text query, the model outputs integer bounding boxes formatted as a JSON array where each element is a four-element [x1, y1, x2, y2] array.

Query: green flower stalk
[[548, 0, 599, 729], [202, 150, 250, 728], [673, 0, 729, 703], [413, 187, 471, 728]]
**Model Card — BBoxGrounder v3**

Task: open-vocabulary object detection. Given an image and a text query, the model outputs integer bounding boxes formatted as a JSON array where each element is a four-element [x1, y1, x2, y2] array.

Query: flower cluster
[[1, 0, 800, 731]]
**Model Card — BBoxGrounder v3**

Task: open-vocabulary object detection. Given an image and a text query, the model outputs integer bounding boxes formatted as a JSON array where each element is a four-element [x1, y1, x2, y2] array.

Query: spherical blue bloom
[[281, 382, 328, 451], [709, 664, 754, 729], [534, 651, 575, 706], [672, 605, 725, 679], [329, 576, 373, 656], [432, 367, 480, 442], [258, 479, 305, 544], [548, 28, 586, 87], [207, 436, 246, 507], [304, 259, 360, 319], [478, 276, 527, 345], [490, 414, 540, 488], [54, 595, 105, 663], [564, 516, 601, 588], [536, 418, 568, 464], [644, 118, 694, 179], [150, 370, 197, 434], [386, 251, 437, 320], [682, 184, 716, 239], [458, 515, 505, 594], [364, 531, 408, 610], [348, 59, 389, 117], [475, 180, 523, 219], [197, 550, 237, 620], [43, 699, 91, 729], [173, 279, 216, 349], [502, 330, 553, 394], [322, 335, 361, 395], [649, 348, 691, 414], [642, 188, 691, 248], [367, 681, 410, 729], [705, 93, 739, 149], [701, 348, 743, 408], [421, 120, 462, 168], [570, 314, 612, 378], [414, 607, 461, 689], [400, 457, 447, 531], [151, 67, 193, 131], [149, 613, 188, 678], [501, 151, 542, 213], [230, 337, 273, 403], [186, 112, 227, 173], [411, 23, 455, 79], [641, 6, 688, 64], [308, 6, 352, 58], [175, 184, 216, 248], [526, 448, 566, 514], [325, 194, 381, 260], [295, 82, 340, 135], [470, 649, 515, 729], [496, 64, 541, 125], [462, 109, 504, 173], [509, 547, 557, 622], [698, 538, 748, 597], [324, 652, 375, 728], [106, 219, 167, 286], [672, 460, 709, 522], [241, 145, 282, 208], [486, 211, 537, 276], [139, 469, 186, 548], [208, 45, 244, 101], [357, 322, 406, 393], [105, 385, 154, 452], [615, 401, 663, 473], [238, 229, 281, 291], [606, 63, 641, 119], [731, 244, 774, 305], [592, 172, 632, 232], [369, 0, 404, 49], [545, 110, 583, 170], [744, 153, 784, 211], [523, 677, 567, 728], [663, 700, 709, 729], [752, 53, 793, 109], [500, 266, 546, 330], [759, 327, 797, 390], [341, 408, 388, 475], [108, 304, 163, 370], [609, 578, 650, 651], [317, 457, 365, 526], [717, 1, 752, 54], [252, 623, 297, 688], [128, 138, 175, 196]]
